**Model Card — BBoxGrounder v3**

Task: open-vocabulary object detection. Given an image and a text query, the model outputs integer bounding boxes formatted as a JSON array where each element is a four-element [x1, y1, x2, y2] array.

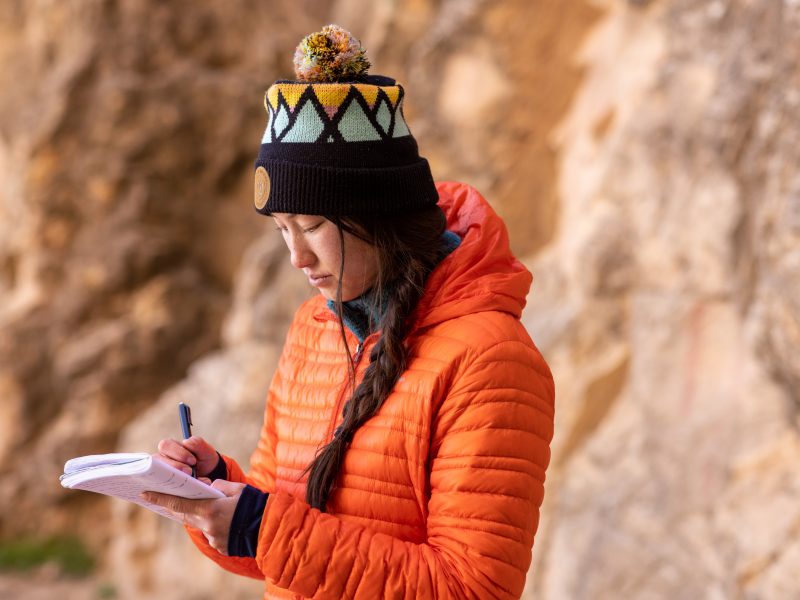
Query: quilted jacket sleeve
[[185, 366, 282, 580], [184, 455, 264, 579], [254, 339, 555, 599]]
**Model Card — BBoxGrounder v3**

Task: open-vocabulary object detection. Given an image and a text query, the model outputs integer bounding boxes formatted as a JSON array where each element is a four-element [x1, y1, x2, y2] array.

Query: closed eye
[[302, 222, 324, 234], [273, 220, 324, 234]]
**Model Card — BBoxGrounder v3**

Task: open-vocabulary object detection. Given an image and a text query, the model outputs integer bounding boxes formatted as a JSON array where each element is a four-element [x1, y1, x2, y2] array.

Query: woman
[[145, 25, 555, 600]]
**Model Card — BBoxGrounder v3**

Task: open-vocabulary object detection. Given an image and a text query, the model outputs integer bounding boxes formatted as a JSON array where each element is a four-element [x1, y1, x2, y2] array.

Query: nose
[[287, 234, 315, 270]]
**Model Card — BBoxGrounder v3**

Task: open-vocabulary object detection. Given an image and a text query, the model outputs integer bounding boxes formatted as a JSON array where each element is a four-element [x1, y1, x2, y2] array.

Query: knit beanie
[[253, 25, 439, 216]]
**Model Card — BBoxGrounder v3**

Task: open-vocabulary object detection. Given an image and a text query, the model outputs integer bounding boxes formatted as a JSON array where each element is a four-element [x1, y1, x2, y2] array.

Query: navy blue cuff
[[228, 485, 268, 558], [206, 452, 227, 481]]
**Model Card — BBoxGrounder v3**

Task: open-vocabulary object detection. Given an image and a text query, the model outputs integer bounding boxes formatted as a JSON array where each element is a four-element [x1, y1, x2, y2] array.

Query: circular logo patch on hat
[[254, 166, 270, 210]]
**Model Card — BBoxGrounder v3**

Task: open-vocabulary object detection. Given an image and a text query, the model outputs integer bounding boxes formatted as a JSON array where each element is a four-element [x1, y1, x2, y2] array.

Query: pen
[[178, 402, 196, 478]]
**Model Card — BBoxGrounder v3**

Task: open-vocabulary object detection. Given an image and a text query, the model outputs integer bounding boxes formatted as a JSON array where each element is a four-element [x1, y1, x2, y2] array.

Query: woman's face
[[272, 213, 379, 302]]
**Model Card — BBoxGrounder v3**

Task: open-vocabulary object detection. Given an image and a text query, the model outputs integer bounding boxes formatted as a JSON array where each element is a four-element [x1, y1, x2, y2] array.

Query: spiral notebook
[[60, 452, 224, 522]]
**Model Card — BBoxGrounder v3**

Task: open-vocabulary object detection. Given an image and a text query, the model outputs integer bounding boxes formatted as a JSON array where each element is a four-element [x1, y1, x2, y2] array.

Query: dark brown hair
[[304, 205, 447, 511]]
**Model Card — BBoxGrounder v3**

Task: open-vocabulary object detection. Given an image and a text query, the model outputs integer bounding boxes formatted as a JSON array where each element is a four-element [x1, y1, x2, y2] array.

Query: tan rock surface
[[108, 233, 309, 600], [103, 1, 603, 596], [524, 1, 800, 598], [2, 0, 798, 599], [0, 0, 326, 542]]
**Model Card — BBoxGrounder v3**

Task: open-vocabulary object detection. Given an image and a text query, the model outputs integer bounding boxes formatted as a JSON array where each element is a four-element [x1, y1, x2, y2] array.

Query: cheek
[[321, 239, 343, 270], [346, 242, 379, 281], [307, 230, 341, 270]]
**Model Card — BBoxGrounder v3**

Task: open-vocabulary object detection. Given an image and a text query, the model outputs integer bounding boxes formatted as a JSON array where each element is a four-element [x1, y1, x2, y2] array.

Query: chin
[[321, 289, 360, 303], [320, 290, 340, 302]]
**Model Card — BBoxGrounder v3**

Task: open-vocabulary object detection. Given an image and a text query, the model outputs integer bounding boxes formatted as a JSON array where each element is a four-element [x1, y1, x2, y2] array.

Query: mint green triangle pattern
[[375, 99, 392, 134], [273, 104, 289, 139], [338, 100, 382, 141], [261, 106, 274, 143], [281, 100, 325, 142], [393, 108, 410, 138]]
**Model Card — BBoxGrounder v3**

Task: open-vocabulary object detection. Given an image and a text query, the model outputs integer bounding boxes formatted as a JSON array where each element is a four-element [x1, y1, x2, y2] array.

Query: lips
[[307, 273, 332, 286]]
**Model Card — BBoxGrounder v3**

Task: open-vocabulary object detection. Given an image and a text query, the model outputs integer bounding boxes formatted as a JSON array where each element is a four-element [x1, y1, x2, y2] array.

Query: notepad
[[60, 452, 224, 522]]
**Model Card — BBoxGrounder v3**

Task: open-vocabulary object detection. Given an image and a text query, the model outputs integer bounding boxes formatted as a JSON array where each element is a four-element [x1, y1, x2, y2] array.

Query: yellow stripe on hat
[[354, 84, 379, 109], [383, 86, 401, 108], [312, 85, 351, 110], [280, 84, 309, 111], [266, 86, 280, 111]]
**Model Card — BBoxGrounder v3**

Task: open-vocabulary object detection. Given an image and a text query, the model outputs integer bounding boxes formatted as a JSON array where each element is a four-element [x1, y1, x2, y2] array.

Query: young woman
[[145, 25, 555, 600]]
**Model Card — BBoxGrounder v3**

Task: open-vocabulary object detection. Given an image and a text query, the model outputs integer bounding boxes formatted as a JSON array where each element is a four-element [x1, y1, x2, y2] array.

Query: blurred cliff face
[[1, 0, 800, 599], [0, 0, 599, 542], [0, 0, 325, 540]]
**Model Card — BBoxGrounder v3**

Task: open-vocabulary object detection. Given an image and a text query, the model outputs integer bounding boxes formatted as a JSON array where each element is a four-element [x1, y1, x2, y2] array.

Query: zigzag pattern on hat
[[261, 82, 411, 144]]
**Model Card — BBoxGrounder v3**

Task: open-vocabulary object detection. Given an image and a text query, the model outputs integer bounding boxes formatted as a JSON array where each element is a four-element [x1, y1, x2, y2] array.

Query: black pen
[[178, 402, 196, 478]]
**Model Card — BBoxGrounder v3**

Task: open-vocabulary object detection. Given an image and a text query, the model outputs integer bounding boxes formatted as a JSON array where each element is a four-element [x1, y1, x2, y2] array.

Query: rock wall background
[[1, 0, 798, 599]]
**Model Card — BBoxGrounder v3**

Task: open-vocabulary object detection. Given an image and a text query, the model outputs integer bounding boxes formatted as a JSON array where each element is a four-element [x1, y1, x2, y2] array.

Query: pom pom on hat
[[254, 25, 439, 216], [293, 24, 371, 83]]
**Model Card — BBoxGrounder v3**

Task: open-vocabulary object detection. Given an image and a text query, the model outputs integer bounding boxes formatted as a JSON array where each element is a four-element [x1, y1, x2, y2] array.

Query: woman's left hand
[[141, 480, 246, 555]]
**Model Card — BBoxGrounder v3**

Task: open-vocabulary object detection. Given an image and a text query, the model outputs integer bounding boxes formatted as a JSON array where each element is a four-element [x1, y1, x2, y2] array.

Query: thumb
[[211, 479, 246, 497], [141, 491, 202, 516]]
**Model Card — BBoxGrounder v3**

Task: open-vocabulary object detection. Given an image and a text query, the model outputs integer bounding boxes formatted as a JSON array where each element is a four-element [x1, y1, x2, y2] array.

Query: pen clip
[[178, 402, 193, 439], [178, 402, 196, 478]]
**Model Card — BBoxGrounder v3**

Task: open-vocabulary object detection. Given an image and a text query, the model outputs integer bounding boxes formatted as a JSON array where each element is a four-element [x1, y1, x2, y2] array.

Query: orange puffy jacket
[[187, 181, 555, 599]]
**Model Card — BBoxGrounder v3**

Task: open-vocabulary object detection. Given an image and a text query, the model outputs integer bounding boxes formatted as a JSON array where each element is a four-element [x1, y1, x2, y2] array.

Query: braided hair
[[304, 205, 447, 511]]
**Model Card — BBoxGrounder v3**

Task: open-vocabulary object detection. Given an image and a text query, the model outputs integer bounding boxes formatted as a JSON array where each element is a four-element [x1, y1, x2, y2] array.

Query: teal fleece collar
[[326, 230, 461, 342]]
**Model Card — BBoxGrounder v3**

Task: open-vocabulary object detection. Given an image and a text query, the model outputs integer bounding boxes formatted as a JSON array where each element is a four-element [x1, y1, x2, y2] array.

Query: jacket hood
[[412, 181, 532, 331]]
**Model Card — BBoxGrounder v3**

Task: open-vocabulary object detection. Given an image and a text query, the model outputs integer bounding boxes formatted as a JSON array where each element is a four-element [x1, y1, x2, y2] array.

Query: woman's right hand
[[155, 436, 220, 478]]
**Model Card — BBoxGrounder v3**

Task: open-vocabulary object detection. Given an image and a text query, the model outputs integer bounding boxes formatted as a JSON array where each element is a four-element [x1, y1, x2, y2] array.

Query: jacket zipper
[[327, 341, 365, 443]]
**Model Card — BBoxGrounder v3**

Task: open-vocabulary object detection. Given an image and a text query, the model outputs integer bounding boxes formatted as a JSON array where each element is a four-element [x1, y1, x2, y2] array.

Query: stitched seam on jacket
[[341, 474, 415, 491], [441, 394, 554, 418], [432, 489, 532, 502], [429, 521, 528, 544], [429, 512, 537, 531], [344, 444, 426, 465], [335, 484, 417, 502], [433, 463, 547, 484], [336, 511, 422, 529], [468, 356, 553, 382], [442, 423, 552, 438]]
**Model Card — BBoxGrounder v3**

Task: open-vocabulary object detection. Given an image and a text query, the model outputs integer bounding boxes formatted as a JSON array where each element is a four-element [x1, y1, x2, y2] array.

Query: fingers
[[207, 536, 229, 556], [152, 455, 195, 476], [140, 489, 240, 557], [157, 438, 197, 468], [181, 436, 216, 460], [141, 491, 199, 516], [140, 492, 215, 531], [211, 479, 247, 497], [201, 516, 232, 555], [178, 437, 220, 477], [155, 437, 221, 477]]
